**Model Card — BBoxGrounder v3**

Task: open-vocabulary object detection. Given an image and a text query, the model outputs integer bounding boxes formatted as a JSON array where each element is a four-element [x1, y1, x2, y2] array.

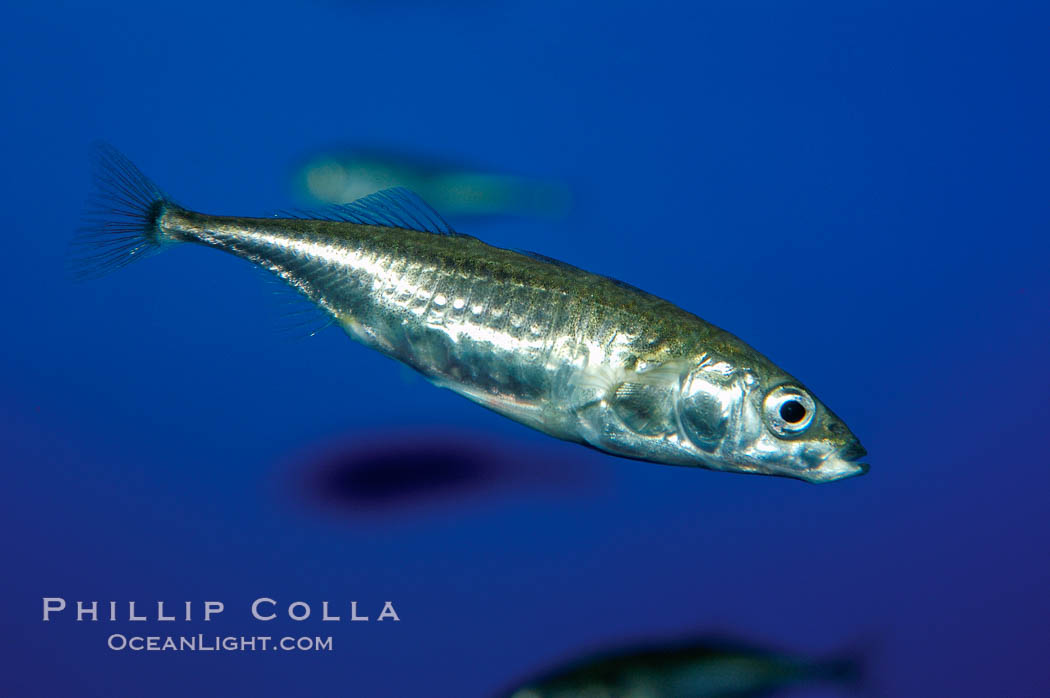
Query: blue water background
[[2, 1, 1048, 696]]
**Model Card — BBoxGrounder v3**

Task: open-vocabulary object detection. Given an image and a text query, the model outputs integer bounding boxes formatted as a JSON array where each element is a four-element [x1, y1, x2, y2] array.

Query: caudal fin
[[71, 142, 173, 279]]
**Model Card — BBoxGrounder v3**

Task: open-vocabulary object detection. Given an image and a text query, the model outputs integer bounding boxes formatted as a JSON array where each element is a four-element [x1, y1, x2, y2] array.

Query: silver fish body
[[80, 145, 867, 483]]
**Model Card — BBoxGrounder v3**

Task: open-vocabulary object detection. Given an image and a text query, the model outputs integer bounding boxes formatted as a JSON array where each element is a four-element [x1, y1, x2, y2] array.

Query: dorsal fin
[[311, 187, 458, 235]]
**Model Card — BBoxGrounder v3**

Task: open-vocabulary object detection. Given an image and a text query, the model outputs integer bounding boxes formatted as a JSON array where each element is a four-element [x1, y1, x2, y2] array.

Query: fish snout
[[838, 439, 868, 464], [804, 439, 869, 483]]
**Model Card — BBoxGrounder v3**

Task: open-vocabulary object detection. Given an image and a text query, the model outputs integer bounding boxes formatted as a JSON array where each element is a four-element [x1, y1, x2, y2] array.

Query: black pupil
[[780, 400, 807, 424]]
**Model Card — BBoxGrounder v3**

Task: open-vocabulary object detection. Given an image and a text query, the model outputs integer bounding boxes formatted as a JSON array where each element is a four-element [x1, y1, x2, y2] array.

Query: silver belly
[[333, 253, 641, 443]]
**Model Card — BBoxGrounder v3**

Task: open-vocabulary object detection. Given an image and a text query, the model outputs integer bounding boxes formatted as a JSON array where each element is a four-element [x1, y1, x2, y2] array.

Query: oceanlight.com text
[[107, 634, 333, 652]]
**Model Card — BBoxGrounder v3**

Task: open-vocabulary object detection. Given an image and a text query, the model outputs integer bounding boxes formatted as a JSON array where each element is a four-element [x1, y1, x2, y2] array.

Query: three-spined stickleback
[[76, 144, 867, 483]]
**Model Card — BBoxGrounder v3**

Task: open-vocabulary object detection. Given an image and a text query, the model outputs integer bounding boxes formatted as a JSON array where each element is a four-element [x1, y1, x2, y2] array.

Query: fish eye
[[763, 385, 816, 436], [779, 400, 806, 423]]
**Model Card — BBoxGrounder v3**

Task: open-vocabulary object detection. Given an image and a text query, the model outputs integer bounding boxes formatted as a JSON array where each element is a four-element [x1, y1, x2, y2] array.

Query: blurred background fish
[[285, 429, 601, 516], [292, 146, 572, 220], [498, 636, 863, 698]]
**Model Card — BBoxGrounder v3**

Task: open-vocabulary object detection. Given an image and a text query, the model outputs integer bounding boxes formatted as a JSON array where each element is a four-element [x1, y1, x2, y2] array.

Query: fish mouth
[[806, 440, 869, 483], [838, 440, 868, 463]]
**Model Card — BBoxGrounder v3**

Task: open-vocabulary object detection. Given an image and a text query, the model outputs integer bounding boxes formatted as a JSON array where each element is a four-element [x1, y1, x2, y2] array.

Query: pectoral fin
[[611, 381, 676, 435]]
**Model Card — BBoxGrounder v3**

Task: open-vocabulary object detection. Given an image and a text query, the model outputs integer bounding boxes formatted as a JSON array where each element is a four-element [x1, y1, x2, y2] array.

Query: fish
[[293, 146, 571, 220], [496, 636, 863, 698], [74, 144, 867, 483]]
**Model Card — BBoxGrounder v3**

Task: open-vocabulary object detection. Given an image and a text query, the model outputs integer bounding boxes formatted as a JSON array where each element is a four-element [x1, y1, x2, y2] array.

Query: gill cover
[[676, 360, 747, 452]]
